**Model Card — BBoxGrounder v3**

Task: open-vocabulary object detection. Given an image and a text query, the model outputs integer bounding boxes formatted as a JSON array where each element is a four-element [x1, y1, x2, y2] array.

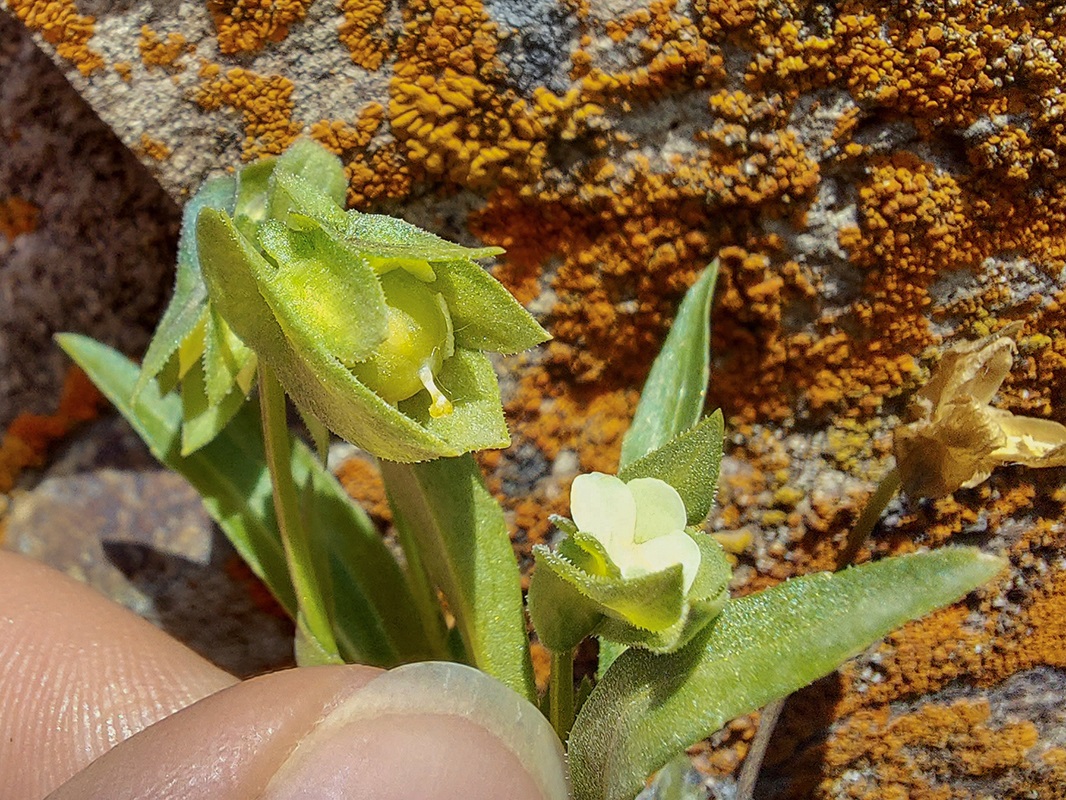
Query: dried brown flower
[[894, 323, 1066, 498]]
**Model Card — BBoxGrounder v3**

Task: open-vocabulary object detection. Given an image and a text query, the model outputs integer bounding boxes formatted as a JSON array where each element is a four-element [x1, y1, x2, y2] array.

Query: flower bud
[[348, 269, 455, 417]]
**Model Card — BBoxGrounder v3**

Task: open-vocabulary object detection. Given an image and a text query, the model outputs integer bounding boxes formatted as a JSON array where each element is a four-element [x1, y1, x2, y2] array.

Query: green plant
[[59, 140, 1006, 800]]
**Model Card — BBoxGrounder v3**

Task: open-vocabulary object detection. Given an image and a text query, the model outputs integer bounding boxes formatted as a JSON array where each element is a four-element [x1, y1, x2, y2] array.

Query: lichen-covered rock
[[5, 0, 1066, 796]]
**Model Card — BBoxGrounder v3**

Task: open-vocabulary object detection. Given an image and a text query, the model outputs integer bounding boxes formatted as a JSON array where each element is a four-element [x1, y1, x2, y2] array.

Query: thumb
[[52, 661, 569, 800]]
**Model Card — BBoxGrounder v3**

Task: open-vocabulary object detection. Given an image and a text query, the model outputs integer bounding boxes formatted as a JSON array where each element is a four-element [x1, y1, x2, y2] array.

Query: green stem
[[549, 648, 575, 742], [393, 512, 451, 660], [836, 466, 902, 570], [258, 363, 339, 659], [737, 464, 903, 800]]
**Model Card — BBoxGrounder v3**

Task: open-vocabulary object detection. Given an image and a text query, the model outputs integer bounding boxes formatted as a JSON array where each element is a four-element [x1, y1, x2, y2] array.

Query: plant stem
[[736, 464, 902, 799], [836, 466, 902, 570], [393, 508, 451, 660], [258, 363, 339, 659], [549, 648, 575, 742]]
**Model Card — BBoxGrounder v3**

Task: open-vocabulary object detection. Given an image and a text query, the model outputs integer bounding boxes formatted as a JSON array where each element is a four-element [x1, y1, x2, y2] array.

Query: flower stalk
[[258, 362, 339, 661]]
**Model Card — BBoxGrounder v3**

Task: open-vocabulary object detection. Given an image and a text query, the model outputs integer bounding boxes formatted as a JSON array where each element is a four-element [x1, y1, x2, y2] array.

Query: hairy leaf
[[570, 547, 1004, 800]]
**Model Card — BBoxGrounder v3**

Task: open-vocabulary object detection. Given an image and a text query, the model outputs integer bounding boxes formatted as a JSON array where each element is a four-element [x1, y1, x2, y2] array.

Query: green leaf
[[379, 455, 536, 702], [429, 259, 550, 353], [295, 614, 345, 666], [569, 547, 1005, 800], [59, 333, 295, 617], [198, 209, 488, 461], [620, 261, 718, 469], [59, 334, 430, 668], [619, 411, 724, 525], [135, 176, 236, 397], [294, 457, 439, 666]]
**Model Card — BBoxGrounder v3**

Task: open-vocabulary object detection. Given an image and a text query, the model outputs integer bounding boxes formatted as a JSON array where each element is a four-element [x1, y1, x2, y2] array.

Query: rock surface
[[4, 1, 1066, 797]]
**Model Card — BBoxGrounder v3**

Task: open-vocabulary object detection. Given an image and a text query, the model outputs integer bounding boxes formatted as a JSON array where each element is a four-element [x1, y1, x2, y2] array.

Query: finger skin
[[0, 551, 237, 800], [49, 665, 381, 799], [2, 552, 564, 800]]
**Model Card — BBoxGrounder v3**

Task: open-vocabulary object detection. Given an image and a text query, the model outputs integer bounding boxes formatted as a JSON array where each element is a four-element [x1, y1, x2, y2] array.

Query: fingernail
[[264, 662, 569, 800]]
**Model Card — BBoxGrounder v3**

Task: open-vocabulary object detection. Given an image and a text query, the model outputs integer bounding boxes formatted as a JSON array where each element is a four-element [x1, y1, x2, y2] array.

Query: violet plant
[[59, 140, 1004, 800]]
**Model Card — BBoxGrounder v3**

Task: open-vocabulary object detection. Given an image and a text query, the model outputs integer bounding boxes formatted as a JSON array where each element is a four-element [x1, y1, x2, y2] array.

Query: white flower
[[570, 472, 701, 592]]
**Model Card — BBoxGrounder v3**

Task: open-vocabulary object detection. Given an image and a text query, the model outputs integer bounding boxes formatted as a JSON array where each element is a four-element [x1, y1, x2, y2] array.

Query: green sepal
[[178, 357, 248, 455], [233, 157, 277, 240], [620, 260, 718, 469], [267, 138, 348, 224], [338, 208, 504, 263], [203, 303, 256, 407], [396, 348, 510, 452], [559, 531, 618, 578], [268, 169, 351, 235], [257, 220, 389, 364], [135, 175, 237, 398], [530, 545, 685, 644], [530, 532, 732, 655], [619, 410, 724, 525], [550, 514, 579, 538], [428, 258, 550, 353], [276, 138, 348, 205], [527, 552, 605, 652], [197, 209, 503, 461], [569, 547, 1005, 800]]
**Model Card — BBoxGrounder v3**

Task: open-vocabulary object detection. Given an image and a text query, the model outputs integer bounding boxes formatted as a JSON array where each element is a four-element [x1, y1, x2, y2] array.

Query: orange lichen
[[136, 134, 172, 161], [113, 61, 132, 82], [206, 0, 312, 54], [334, 456, 392, 526], [137, 26, 193, 71], [337, 0, 391, 70], [0, 197, 39, 241], [0, 367, 105, 493], [7, 0, 104, 76], [195, 65, 301, 159], [781, 699, 1042, 800]]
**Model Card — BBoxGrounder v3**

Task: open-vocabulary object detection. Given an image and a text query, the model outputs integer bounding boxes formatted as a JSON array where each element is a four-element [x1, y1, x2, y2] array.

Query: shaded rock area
[[0, 11, 179, 429], [3, 415, 295, 677], [4, 0, 1066, 797]]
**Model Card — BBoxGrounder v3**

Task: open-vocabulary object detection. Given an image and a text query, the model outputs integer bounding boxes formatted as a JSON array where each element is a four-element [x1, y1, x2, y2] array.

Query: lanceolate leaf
[[619, 261, 718, 469], [619, 410, 724, 525], [60, 333, 294, 616], [380, 456, 536, 702], [59, 335, 430, 668], [569, 547, 1005, 800]]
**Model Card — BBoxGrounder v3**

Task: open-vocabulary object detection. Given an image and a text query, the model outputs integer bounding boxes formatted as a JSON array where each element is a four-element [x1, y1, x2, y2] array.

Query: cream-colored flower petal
[[628, 477, 688, 544], [628, 532, 702, 593], [570, 472, 636, 553], [917, 323, 1020, 412], [989, 408, 1066, 467]]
